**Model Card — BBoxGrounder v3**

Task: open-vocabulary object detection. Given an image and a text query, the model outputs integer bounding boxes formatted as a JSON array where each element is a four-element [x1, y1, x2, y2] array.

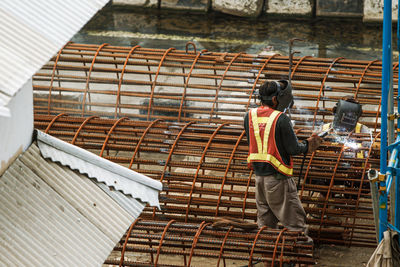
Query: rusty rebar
[[34, 114, 379, 248], [33, 43, 397, 135], [105, 219, 315, 266]]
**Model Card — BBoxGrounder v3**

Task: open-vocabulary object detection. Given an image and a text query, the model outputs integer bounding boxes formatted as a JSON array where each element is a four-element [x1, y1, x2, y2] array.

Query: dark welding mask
[[275, 80, 294, 112], [258, 80, 294, 112], [332, 100, 362, 132]]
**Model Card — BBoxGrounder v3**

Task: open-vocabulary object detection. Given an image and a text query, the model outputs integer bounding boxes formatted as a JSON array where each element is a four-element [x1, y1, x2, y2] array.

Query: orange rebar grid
[[35, 114, 379, 247], [33, 43, 394, 127], [107, 220, 314, 267]]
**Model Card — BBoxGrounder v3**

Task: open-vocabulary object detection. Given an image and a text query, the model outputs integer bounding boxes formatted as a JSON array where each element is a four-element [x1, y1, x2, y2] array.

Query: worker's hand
[[306, 133, 323, 153]]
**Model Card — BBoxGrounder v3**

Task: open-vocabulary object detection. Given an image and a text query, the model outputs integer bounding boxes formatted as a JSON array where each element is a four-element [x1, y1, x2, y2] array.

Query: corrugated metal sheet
[[0, 143, 138, 266], [0, 0, 109, 110], [36, 130, 162, 208], [96, 183, 146, 218]]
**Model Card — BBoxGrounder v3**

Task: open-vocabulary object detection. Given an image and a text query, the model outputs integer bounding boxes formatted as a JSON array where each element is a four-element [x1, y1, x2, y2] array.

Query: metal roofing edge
[[0, 143, 135, 266], [0, 0, 109, 108], [36, 130, 162, 209]]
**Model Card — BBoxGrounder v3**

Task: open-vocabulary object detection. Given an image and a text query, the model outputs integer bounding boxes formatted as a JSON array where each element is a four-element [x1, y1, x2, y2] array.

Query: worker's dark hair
[[332, 97, 363, 115], [258, 81, 280, 106]]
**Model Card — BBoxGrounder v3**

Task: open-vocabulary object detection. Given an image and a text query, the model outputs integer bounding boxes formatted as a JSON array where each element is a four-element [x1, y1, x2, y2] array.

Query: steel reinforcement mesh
[[33, 42, 395, 131], [35, 114, 379, 248], [103, 219, 315, 267], [32, 42, 392, 265]]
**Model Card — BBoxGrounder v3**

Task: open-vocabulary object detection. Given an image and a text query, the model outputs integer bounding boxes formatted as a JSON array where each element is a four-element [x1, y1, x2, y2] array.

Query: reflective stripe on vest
[[247, 108, 293, 176]]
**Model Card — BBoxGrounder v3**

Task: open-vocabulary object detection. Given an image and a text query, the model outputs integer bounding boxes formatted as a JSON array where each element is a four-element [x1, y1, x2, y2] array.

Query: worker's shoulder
[[275, 112, 290, 125]]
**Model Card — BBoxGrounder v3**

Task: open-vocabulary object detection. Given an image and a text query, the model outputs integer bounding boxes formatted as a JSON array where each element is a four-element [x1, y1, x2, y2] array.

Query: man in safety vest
[[244, 80, 322, 244]]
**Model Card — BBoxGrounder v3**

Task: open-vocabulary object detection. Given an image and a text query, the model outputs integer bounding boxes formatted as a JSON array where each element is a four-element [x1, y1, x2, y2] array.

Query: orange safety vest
[[247, 106, 293, 176]]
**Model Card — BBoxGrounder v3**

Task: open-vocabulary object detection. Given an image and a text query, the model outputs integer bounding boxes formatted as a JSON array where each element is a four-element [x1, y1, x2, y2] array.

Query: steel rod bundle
[[103, 219, 315, 266], [35, 114, 379, 247]]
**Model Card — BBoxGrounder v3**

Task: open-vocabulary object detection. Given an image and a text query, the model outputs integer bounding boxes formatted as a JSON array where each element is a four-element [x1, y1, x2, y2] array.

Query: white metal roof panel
[[36, 130, 162, 208], [96, 182, 146, 218], [0, 143, 135, 266], [0, 0, 109, 110]]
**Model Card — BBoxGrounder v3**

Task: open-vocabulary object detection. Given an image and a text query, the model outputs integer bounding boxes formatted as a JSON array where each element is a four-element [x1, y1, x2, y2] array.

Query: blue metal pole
[[386, 138, 399, 193], [396, 156, 400, 229], [396, 0, 400, 231], [380, 0, 392, 242]]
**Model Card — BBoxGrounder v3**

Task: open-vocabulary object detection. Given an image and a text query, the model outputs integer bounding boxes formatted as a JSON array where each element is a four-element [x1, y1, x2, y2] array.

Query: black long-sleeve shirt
[[244, 109, 308, 176]]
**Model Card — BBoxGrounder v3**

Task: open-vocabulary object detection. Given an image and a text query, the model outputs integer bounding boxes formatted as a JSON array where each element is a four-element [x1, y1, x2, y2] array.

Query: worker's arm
[[276, 114, 308, 155]]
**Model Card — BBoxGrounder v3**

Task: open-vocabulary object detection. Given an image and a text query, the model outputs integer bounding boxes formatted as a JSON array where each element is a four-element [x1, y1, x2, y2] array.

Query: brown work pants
[[255, 174, 307, 232]]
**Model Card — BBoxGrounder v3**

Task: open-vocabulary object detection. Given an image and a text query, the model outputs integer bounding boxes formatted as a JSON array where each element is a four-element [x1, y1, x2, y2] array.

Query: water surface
[[73, 5, 396, 61]]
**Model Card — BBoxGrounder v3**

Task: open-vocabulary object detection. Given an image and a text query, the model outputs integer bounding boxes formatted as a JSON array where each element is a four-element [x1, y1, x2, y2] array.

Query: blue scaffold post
[[380, 0, 391, 242], [396, 0, 400, 231]]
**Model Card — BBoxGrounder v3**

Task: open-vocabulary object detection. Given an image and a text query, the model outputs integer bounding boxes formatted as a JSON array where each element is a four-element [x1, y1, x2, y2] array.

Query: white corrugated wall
[[0, 0, 109, 109], [0, 144, 136, 266]]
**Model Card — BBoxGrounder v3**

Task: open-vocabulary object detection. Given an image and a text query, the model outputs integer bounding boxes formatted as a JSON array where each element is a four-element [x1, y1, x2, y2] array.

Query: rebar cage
[[32, 42, 395, 265]]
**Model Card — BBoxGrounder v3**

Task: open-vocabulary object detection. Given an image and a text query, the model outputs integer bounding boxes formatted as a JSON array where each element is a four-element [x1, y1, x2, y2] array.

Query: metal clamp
[[367, 169, 379, 182], [388, 113, 400, 120]]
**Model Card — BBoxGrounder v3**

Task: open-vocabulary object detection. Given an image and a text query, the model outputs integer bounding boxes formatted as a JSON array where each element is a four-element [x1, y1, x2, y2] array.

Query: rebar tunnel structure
[[104, 219, 315, 267], [33, 42, 397, 131], [35, 114, 380, 248], [32, 43, 389, 265]]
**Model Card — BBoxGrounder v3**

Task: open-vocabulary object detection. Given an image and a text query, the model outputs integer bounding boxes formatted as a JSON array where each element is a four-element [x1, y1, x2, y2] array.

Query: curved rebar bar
[[348, 132, 381, 246], [271, 228, 288, 266], [185, 124, 228, 222], [187, 221, 211, 267], [248, 226, 268, 267], [47, 42, 70, 115], [177, 51, 203, 121], [312, 57, 343, 128], [128, 119, 163, 169], [99, 117, 128, 157], [71, 115, 99, 145], [245, 54, 278, 111], [44, 113, 67, 133], [216, 226, 234, 267], [215, 130, 246, 217], [81, 43, 108, 116], [154, 219, 176, 267], [209, 52, 242, 121], [114, 45, 141, 118], [147, 48, 175, 120], [354, 60, 379, 99], [119, 218, 141, 267]]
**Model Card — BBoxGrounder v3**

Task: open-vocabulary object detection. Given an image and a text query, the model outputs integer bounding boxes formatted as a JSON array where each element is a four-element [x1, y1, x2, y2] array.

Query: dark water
[[72, 5, 396, 61]]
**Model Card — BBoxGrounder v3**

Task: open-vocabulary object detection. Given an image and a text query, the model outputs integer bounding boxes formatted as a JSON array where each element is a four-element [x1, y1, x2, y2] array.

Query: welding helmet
[[258, 80, 294, 112], [332, 99, 363, 132], [276, 80, 294, 112]]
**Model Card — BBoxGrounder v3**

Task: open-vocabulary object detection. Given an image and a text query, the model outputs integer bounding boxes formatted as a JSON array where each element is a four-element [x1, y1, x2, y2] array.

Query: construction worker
[[322, 97, 370, 158], [244, 80, 322, 244], [320, 97, 371, 200]]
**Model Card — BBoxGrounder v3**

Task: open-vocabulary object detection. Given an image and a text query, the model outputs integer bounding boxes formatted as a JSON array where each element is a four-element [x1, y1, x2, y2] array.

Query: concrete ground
[[315, 244, 375, 267]]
